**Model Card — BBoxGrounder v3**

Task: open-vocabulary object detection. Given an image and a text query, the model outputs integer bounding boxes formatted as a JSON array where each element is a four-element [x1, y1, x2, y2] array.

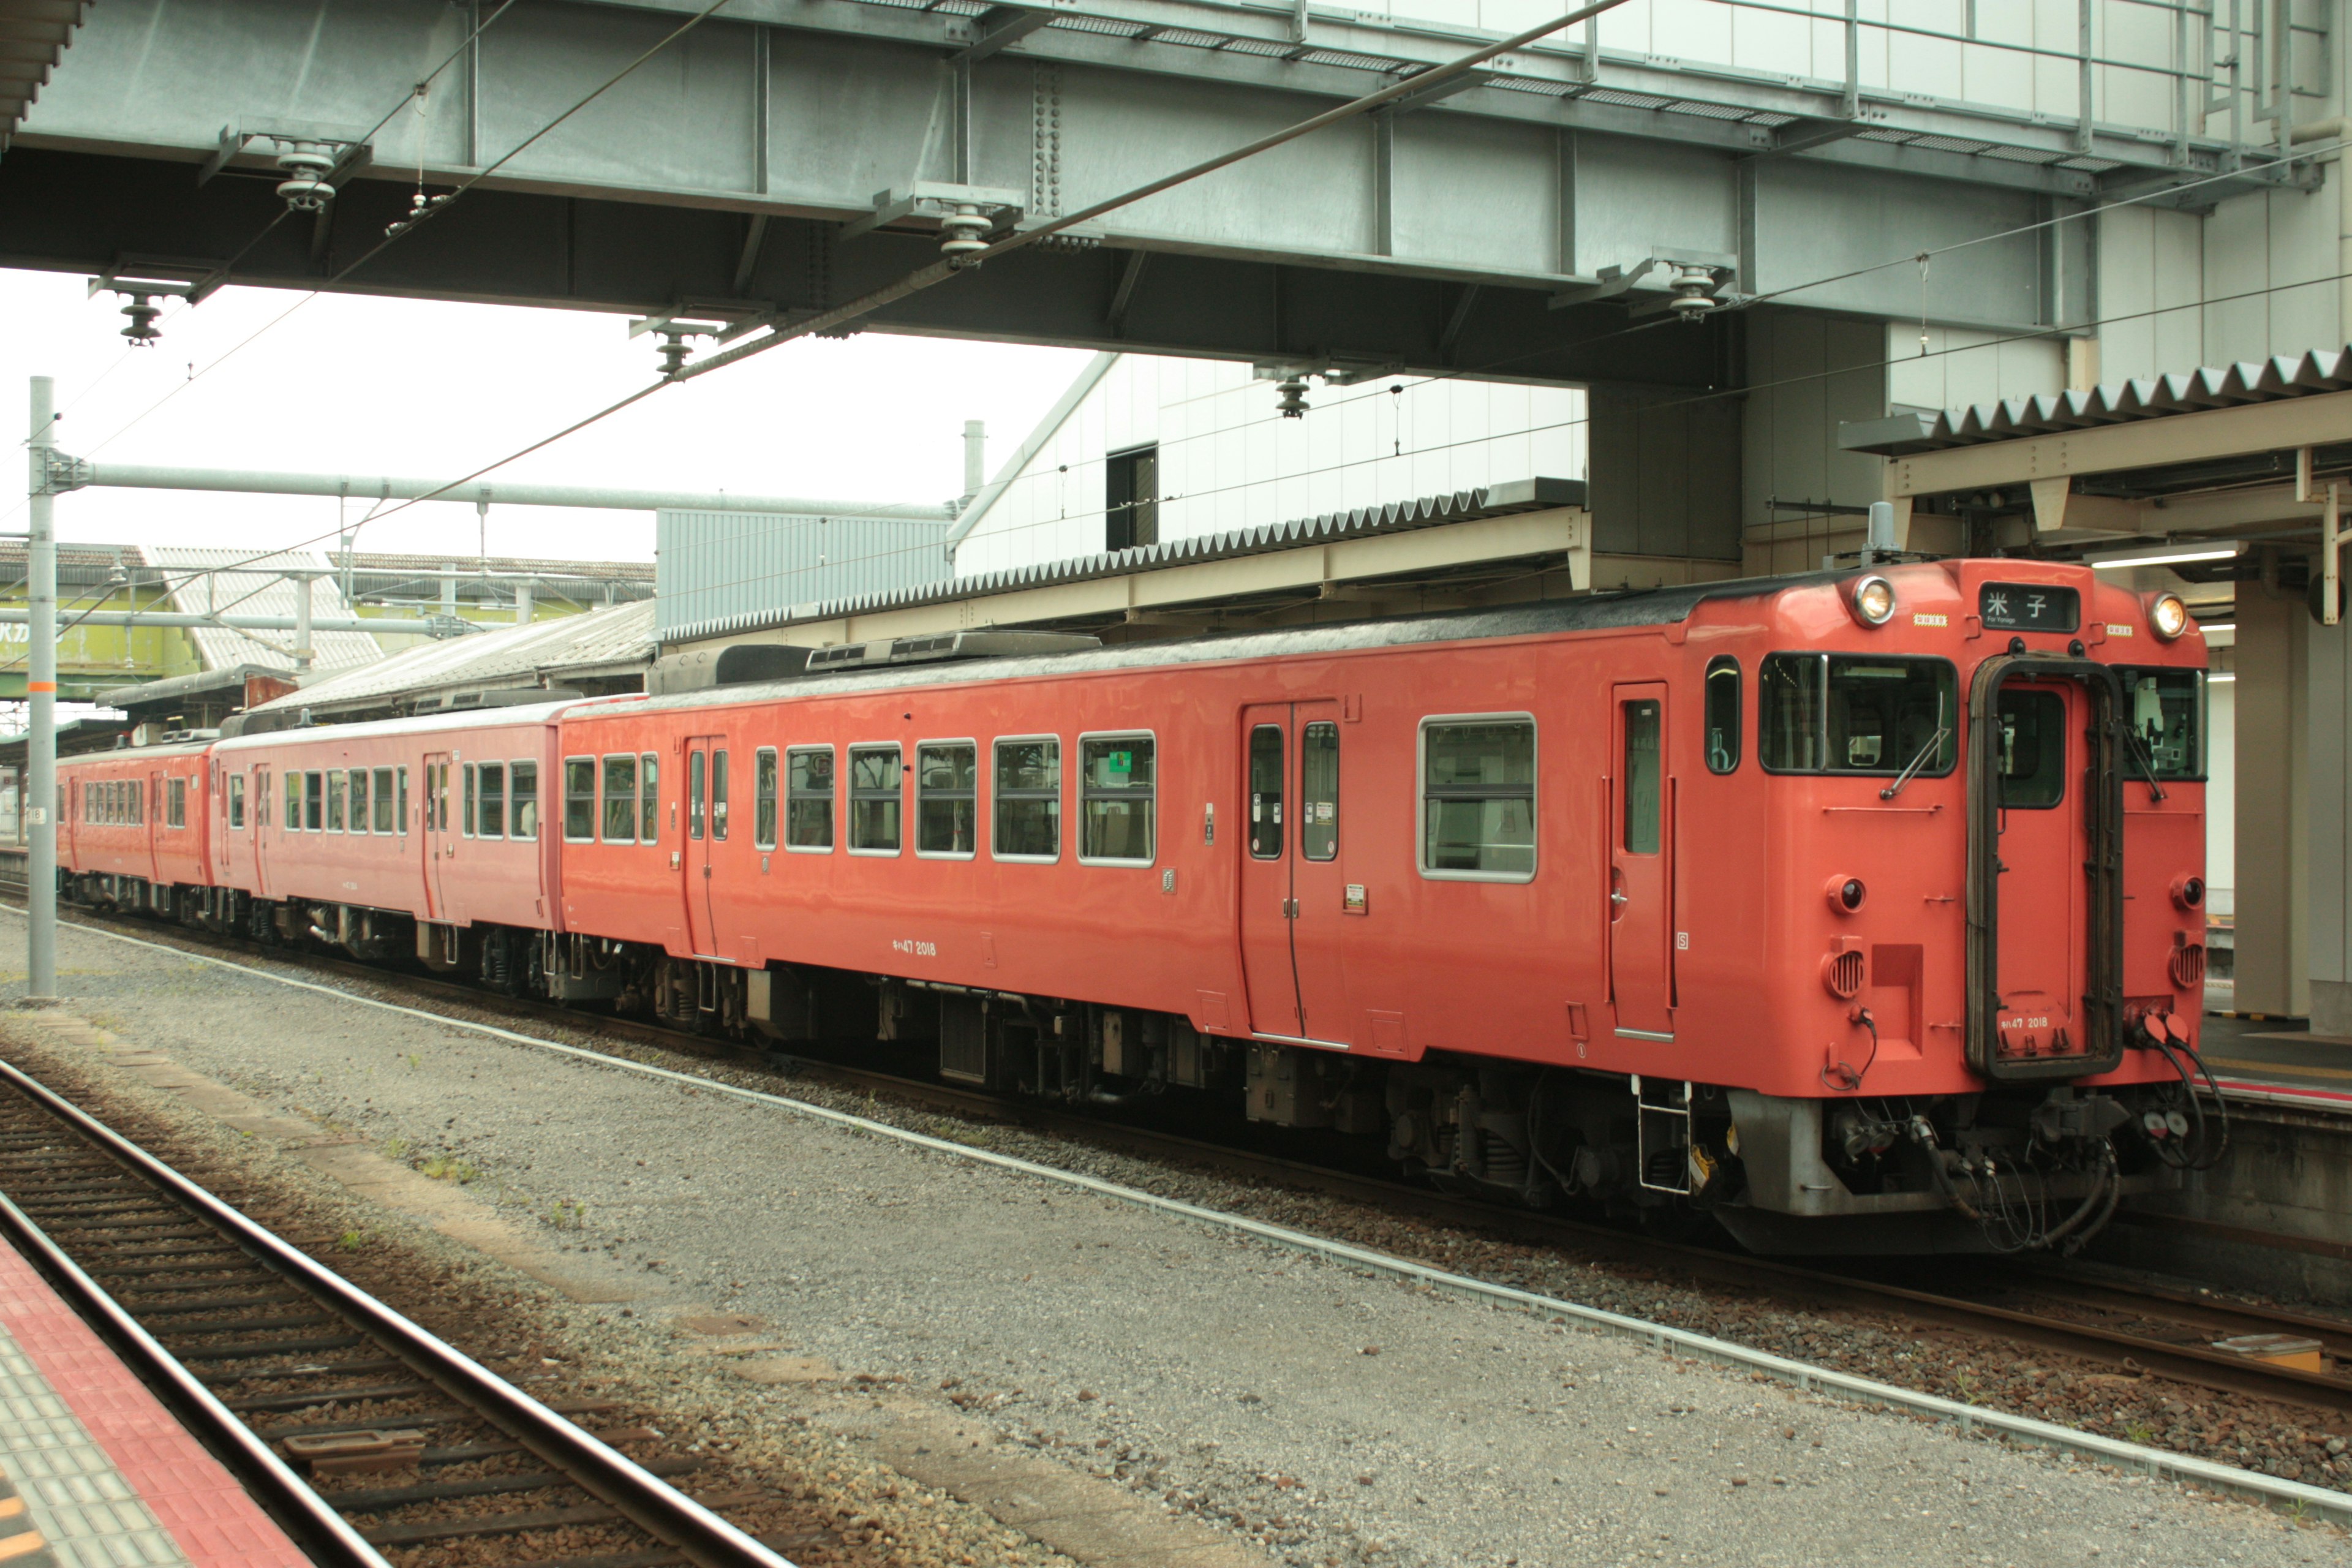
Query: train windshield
[[1760, 653, 1958, 777], [2117, 667, 2205, 780]]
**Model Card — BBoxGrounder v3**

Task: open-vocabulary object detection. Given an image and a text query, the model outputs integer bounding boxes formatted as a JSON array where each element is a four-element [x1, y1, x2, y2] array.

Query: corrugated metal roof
[[661, 478, 1588, 645], [1840, 347, 2352, 457], [349, 552, 657, 584], [249, 599, 655, 714], [146, 548, 384, 676]]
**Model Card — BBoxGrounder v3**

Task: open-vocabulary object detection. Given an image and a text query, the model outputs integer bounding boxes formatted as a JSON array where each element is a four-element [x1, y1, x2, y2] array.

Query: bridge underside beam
[[0, 148, 1736, 389]]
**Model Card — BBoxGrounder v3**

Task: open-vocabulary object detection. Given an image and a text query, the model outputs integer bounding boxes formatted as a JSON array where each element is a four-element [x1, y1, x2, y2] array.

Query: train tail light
[[2149, 592, 2189, 641], [1850, 575, 1896, 627], [1825, 875, 1866, 914]]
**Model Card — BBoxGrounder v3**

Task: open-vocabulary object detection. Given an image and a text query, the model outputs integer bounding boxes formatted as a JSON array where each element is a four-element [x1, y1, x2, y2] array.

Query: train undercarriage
[[68, 872, 2213, 1256]]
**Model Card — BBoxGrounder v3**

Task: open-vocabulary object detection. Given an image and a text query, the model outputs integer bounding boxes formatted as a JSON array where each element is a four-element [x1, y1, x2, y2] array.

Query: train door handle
[[703, 864, 712, 880], [1610, 889, 1629, 907]]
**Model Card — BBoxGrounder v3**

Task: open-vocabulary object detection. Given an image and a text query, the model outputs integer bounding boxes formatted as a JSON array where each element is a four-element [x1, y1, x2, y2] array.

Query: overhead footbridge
[[1, 0, 2310, 391]]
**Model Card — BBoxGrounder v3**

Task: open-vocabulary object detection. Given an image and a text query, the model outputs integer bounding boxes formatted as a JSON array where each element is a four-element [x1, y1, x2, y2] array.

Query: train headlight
[[1850, 575, 1896, 627], [1825, 875, 1867, 914], [2149, 592, 2189, 641]]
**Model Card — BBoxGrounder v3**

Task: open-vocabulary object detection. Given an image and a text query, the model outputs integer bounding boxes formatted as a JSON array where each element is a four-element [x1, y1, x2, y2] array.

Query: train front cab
[[1706, 562, 2210, 1254]]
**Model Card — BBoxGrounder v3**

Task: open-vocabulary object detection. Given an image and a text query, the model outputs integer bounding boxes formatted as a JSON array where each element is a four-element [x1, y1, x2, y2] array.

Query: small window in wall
[[710, 750, 730, 842], [916, 742, 977, 857], [786, 747, 834, 851], [1079, 734, 1155, 864], [461, 763, 476, 837], [479, 761, 506, 839], [848, 744, 903, 854], [305, 771, 324, 832], [1622, 699, 1660, 854], [564, 758, 596, 841], [167, 777, 186, 829], [1248, 726, 1283, 860], [1301, 722, 1338, 861], [639, 754, 660, 843], [1704, 657, 1741, 775], [602, 754, 638, 843], [992, 738, 1059, 860], [1105, 444, 1159, 552], [1420, 717, 1536, 880], [372, 768, 395, 833], [349, 769, 370, 835], [511, 761, 539, 840], [754, 748, 779, 849], [227, 774, 246, 829]]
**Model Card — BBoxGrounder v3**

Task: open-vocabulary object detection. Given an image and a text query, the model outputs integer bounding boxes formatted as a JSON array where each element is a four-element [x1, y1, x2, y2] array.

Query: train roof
[[605, 570, 1853, 721], [58, 739, 218, 767], [210, 695, 636, 754]]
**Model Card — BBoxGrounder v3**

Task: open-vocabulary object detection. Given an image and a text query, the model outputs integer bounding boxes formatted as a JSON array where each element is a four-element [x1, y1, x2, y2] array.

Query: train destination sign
[[1978, 582, 2079, 632]]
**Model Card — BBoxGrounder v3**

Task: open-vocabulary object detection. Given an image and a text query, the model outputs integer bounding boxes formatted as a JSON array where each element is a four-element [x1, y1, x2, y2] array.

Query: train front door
[[1609, 684, 1675, 1039], [1990, 680, 2087, 1060], [682, 737, 727, 958], [1238, 702, 1352, 1046], [421, 753, 453, 920]]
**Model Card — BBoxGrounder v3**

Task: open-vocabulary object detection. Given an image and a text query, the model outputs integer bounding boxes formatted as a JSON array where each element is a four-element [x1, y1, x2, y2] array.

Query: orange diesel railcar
[[54, 560, 2217, 1254]]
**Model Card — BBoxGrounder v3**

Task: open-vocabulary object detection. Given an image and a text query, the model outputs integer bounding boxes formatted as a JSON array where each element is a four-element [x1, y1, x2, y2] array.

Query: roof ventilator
[[798, 630, 1101, 677]]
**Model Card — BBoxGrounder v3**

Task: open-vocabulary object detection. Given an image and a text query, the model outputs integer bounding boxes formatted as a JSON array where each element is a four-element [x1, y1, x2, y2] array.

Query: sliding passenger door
[[1238, 701, 1353, 1047], [681, 736, 727, 959], [1608, 683, 1675, 1040], [421, 752, 452, 920]]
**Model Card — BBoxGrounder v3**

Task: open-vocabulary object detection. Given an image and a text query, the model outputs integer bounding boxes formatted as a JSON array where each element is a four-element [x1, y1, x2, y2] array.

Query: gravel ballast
[[3, 912, 2346, 1568]]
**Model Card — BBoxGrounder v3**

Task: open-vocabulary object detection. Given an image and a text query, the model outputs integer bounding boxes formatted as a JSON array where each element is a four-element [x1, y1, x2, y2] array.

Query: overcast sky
[[4, 268, 1095, 565]]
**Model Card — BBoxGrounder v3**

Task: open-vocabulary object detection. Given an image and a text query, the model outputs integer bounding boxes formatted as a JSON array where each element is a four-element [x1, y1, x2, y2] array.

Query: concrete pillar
[[2236, 582, 2311, 1019], [2310, 602, 2352, 1033], [963, 420, 987, 499]]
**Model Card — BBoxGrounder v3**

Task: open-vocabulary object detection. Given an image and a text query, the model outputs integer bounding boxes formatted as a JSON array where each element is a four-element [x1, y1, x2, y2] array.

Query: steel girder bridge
[[0, 0, 2317, 391]]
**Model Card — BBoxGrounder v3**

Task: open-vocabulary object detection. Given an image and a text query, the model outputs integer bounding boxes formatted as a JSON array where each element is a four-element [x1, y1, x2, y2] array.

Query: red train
[[55, 558, 2217, 1253]]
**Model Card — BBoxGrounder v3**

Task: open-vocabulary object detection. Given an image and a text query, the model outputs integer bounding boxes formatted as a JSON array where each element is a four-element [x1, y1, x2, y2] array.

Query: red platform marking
[[0, 1238, 308, 1568]]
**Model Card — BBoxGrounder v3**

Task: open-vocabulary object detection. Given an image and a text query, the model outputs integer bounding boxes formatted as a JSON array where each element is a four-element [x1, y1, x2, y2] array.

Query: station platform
[[0, 1227, 307, 1568], [2194, 1014, 2352, 1114]]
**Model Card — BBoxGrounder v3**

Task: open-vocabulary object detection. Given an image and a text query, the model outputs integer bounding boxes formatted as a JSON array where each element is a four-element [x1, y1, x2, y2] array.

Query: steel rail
[[0, 1169, 394, 1568], [13, 900, 2352, 1456], [0, 1053, 793, 1568]]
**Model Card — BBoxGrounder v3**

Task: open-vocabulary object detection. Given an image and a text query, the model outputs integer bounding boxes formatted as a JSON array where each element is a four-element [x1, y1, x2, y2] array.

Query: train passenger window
[[1759, 653, 1956, 778], [1247, 726, 1283, 859], [639, 755, 659, 843], [305, 772, 325, 832], [1622, 701, 1660, 854], [511, 761, 538, 840], [2119, 668, 2206, 780], [329, 771, 348, 833], [1995, 689, 2067, 810], [786, 747, 834, 851], [711, 750, 729, 841], [1704, 657, 1741, 774], [849, 745, 903, 854], [227, 774, 245, 830], [992, 738, 1059, 861], [753, 749, 778, 850], [460, 764, 475, 837], [285, 775, 301, 831], [1419, 717, 1536, 881], [167, 778, 186, 829], [396, 766, 409, 835], [1078, 734, 1155, 865], [564, 758, 596, 841], [601, 755, 638, 843], [434, 763, 452, 832], [916, 742, 978, 858], [1302, 722, 1338, 861], [349, 769, 369, 834], [373, 768, 395, 833], [480, 763, 506, 839], [688, 751, 706, 840]]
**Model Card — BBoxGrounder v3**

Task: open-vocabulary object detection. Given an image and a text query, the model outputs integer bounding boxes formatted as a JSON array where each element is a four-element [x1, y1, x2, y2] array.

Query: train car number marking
[[1911, 613, 1948, 627], [892, 938, 938, 958]]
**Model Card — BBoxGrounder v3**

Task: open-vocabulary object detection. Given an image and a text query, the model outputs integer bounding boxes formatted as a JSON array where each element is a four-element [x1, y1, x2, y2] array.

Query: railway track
[[17, 895, 2352, 1430], [0, 1052, 794, 1568]]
